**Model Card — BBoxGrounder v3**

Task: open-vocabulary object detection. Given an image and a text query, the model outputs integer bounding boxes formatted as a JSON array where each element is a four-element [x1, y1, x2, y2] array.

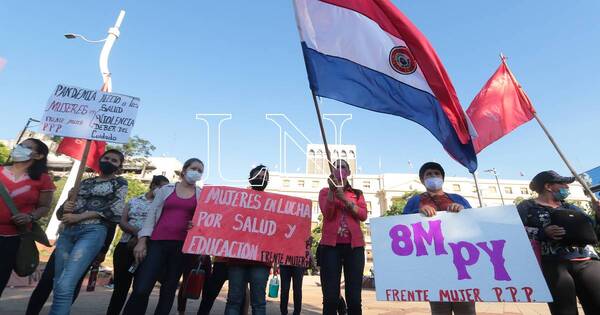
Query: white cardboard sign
[[370, 206, 552, 303], [40, 84, 140, 143]]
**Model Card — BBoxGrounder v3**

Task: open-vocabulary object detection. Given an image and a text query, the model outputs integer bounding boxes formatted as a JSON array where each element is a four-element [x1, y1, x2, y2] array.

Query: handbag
[[0, 182, 51, 277], [550, 209, 598, 247], [183, 261, 206, 299]]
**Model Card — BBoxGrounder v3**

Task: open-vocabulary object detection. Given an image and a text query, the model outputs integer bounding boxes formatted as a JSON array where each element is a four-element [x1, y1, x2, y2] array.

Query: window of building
[[283, 179, 290, 187], [504, 186, 513, 194], [489, 186, 497, 193], [452, 184, 461, 192], [312, 201, 319, 213], [521, 187, 529, 195], [363, 181, 371, 189], [312, 180, 320, 188], [472, 185, 478, 193], [298, 180, 305, 188], [366, 201, 372, 217]]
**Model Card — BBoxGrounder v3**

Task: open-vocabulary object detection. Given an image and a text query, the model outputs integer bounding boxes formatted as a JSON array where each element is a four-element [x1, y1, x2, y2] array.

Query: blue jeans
[[225, 264, 269, 315], [49, 224, 107, 315]]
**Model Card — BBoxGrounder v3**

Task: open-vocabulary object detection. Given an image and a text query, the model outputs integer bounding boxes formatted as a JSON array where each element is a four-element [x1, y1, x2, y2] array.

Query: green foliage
[[310, 213, 323, 259], [0, 143, 10, 164], [38, 177, 67, 231], [108, 135, 156, 158], [513, 196, 525, 206], [383, 190, 419, 216], [125, 175, 148, 201]]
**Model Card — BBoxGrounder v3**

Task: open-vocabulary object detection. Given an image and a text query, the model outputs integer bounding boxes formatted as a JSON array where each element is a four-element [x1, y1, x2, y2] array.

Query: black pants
[[25, 251, 85, 315], [122, 240, 186, 315], [319, 245, 364, 315], [279, 265, 305, 315], [106, 242, 135, 315], [197, 261, 228, 315], [0, 235, 20, 298], [542, 258, 600, 315]]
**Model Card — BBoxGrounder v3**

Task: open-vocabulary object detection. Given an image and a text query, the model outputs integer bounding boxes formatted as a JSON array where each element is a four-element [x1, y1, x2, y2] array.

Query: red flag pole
[[501, 54, 598, 203]]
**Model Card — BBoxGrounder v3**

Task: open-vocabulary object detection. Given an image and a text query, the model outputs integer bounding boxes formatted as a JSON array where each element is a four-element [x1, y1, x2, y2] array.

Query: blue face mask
[[552, 188, 570, 201]]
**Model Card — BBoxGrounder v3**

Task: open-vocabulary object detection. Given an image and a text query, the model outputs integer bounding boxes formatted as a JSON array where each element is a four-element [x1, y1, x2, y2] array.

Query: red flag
[[466, 60, 535, 153], [57, 138, 106, 172]]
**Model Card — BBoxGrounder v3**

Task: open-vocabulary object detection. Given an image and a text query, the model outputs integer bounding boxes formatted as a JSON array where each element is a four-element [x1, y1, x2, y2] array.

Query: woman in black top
[[518, 170, 600, 315]]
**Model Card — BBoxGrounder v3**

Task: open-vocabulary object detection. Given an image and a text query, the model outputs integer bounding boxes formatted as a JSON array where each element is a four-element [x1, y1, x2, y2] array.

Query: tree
[[383, 190, 419, 216], [125, 175, 148, 201], [0, 143, 10, 164], [109, 135, 156, 158]]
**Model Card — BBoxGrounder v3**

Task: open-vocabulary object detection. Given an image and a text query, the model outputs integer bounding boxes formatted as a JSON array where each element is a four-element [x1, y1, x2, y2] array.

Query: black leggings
[[319, 245, 364, 315], [541, 258, 600, 315], [279, 265, 305, 315], [0, 235, 20, 298]]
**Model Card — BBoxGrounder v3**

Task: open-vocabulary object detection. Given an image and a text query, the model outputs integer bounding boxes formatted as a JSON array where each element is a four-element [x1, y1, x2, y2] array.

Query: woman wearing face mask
[[403, 162, 473, 315], [518, 171, 600, 315], [106, 175, 170, 315], [318, 159, 368, 315], [0, 139, 55, 297], [123, 158, 204, 315], [50, 149, 128, 315]]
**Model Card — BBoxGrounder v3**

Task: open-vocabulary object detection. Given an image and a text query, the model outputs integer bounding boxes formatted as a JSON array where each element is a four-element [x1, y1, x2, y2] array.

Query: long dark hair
[[25, 138, 49, 180]]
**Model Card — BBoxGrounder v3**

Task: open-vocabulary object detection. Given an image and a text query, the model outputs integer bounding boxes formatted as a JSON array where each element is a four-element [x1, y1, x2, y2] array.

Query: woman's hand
[[419, 205, 437, 217], [133, 238, 148, 264], [447, 203, 464, 213], [544, 225, 566, 240], [61, 213, 82, 225], [63, 201, 75, 213], [11, 213, 33, 226]]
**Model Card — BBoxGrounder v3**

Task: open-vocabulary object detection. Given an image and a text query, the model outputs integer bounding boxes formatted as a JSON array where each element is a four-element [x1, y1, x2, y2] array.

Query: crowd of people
[[0, 138, 599, 315]]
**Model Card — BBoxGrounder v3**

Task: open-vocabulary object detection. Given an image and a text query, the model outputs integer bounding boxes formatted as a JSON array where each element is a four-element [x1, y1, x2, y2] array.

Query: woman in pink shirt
[[318, 159, 368, 315], [122, 158, 204, 315]]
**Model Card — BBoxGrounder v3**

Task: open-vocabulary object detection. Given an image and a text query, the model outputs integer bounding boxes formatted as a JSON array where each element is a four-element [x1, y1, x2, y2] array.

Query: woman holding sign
[[518, 171, 600, 315], [318, 159, 368, 315], [0, 138, 55, 298], [403, 162, 474, 315], [50, 149, 128, 315], [123, 158, 204, 315]]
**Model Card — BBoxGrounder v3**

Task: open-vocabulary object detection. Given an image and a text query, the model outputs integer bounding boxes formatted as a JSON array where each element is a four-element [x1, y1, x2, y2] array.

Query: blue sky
[[1, 1, 598, 184]]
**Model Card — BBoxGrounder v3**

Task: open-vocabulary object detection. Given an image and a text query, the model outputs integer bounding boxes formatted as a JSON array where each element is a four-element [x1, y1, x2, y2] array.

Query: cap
[[529, 170, 575, 192]]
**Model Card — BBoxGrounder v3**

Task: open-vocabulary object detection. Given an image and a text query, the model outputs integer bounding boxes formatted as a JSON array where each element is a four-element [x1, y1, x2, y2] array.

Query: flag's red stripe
[[317, 0, 470, 144]]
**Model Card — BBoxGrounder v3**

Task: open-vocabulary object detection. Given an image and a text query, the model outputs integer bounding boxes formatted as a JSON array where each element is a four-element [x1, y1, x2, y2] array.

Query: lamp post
[[46, 10, 126, 240], [484, 168, 505, 206]]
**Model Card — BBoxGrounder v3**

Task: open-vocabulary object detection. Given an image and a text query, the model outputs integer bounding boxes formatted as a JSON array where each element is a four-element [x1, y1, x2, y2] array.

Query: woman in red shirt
[[318, 159, 368, 315], [0, 138, 55, 297]]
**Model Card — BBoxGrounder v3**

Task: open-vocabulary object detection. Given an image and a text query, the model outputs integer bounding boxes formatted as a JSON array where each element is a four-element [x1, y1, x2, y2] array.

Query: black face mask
[[249, 177, 268, 191], [99, 161, 119, 175]]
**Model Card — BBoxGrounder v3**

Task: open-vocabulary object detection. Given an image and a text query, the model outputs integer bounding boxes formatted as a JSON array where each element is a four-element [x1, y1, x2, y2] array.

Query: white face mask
[[424, 177, 444, 191], [184, 170, 203, 184], [10, 145, 33, 162]]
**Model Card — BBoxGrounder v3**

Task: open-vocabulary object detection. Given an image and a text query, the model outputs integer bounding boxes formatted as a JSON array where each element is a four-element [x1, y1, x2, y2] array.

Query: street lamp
[[484, 168, 505, 205], [63, 33, 107, 43]]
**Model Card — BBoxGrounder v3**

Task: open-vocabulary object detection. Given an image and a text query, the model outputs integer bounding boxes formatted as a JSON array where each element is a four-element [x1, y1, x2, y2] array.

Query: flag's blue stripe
[[301, 43, 477, 172]]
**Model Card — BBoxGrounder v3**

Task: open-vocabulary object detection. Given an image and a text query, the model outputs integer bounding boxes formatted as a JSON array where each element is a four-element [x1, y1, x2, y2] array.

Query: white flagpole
[[46, 10, 126, 240]]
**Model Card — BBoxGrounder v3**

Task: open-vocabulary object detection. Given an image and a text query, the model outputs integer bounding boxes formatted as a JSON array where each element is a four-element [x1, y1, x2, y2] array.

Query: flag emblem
[[389, 46, 417, 75]]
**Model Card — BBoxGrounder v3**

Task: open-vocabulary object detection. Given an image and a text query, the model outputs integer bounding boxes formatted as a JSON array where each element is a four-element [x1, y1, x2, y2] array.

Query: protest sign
[[40, 84, 140, 143], [370, 206, 552, 303], [183, 186, 312, 267]]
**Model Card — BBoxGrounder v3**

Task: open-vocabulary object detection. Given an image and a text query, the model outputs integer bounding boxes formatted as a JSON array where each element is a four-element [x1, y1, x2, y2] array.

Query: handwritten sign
[[370, 206, 552, 303], [40, 84, 140, 143], [183, 186, 312, 266]]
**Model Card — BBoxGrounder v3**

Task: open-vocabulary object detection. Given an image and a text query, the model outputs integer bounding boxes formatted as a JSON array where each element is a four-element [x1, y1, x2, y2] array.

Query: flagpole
[[46, 10, 125, 239], [311, 91, 336, 176], [471, 172, 483, 207], [501, 53, 598, 203]]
